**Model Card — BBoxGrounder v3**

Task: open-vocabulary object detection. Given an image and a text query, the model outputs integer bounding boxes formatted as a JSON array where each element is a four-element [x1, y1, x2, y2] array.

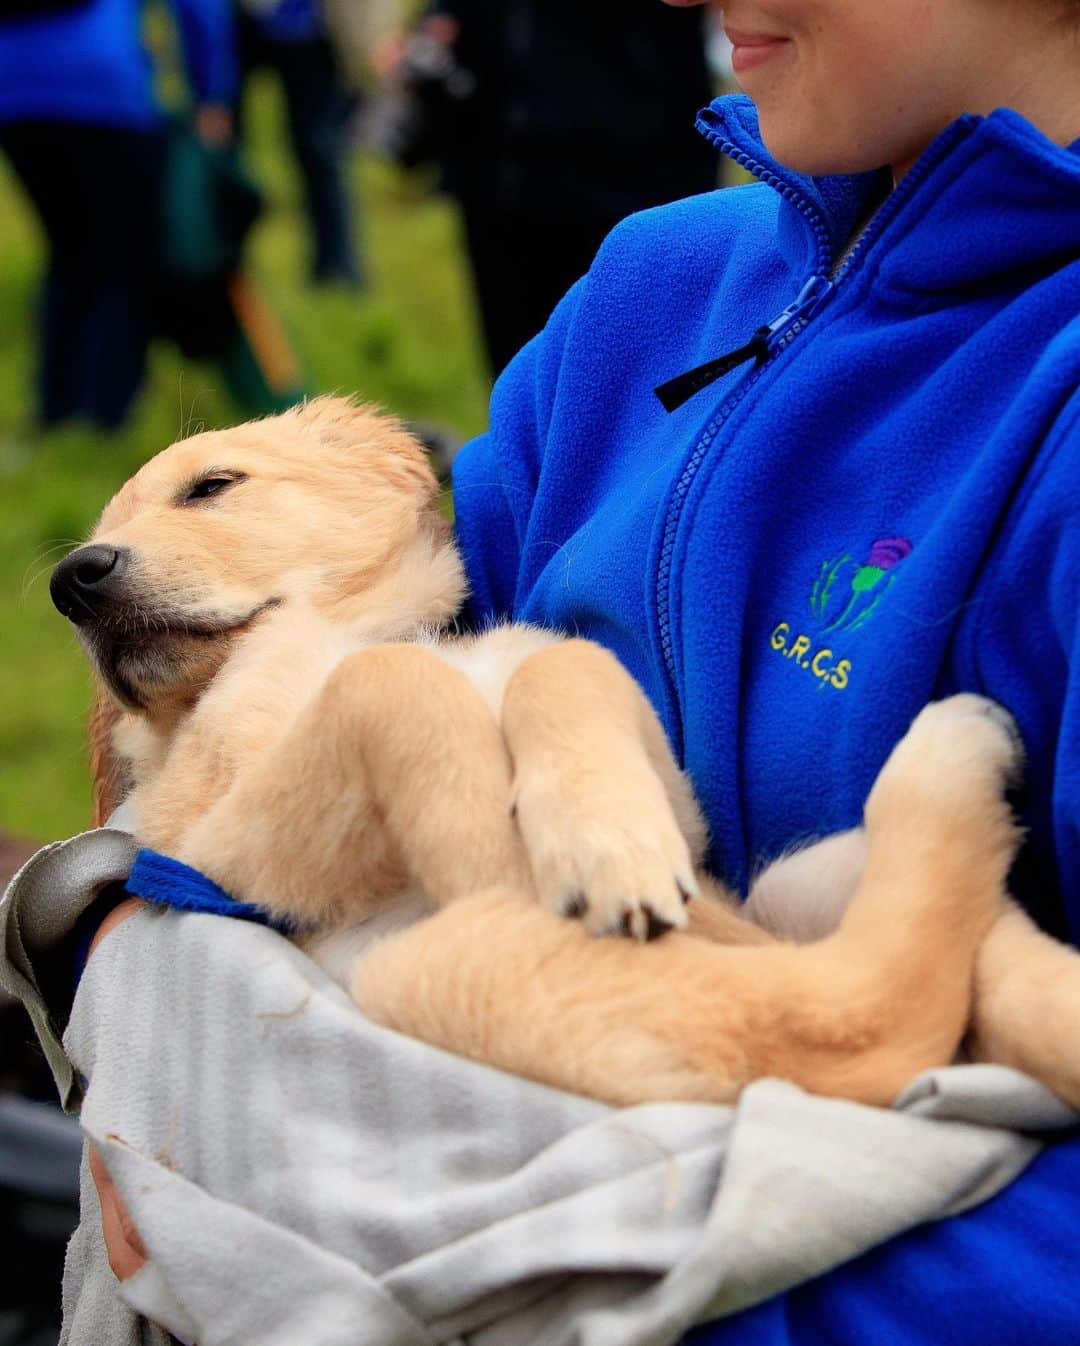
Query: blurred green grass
[[0, 74, 489, 841]]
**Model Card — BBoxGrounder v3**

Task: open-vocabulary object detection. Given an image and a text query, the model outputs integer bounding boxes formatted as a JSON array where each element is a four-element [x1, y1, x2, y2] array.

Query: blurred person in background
[[0, 0, 237, 431], [381, 0, 717, 377], [233, 0, 363, 288]]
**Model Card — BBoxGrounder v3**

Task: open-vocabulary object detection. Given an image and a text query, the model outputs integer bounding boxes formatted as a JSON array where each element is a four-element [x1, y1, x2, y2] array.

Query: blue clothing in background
[[245, 0, 323, 44], [453, 94, 1080, 1342], [0, 0, 236, 129]]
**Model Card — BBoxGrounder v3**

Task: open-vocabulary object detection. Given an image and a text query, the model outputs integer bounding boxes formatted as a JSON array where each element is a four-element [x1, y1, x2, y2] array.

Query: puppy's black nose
[[50, 545, 128, 625]]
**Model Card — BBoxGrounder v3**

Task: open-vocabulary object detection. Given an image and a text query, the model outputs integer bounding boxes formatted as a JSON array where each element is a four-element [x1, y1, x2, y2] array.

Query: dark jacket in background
[[235, 0, 362, 285], [431, 0, 716, 374], [440, 0, 714, 216]]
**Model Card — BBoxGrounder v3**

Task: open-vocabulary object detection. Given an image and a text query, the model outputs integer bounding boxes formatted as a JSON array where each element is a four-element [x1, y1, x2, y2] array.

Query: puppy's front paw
[[513, 771, 698, 940]]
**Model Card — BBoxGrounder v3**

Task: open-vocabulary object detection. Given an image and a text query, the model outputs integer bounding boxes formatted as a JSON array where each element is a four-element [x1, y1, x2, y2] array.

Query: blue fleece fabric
[[0, 0, 236, 129], [125, 848, 293, 929], [453, 94, 1080, 1343]]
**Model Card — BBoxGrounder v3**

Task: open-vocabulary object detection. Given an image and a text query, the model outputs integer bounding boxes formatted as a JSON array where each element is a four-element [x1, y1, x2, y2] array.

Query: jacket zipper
[[654, 273, 833, 411], [655, 117, 975, 413], [830, 118, 975, 281], [653, 116, 977, 752]]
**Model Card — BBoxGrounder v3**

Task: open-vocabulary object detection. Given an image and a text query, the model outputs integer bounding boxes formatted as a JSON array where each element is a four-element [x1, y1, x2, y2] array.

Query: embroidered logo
[[770, 536, 913, 691], [809, 537, 913, 633]]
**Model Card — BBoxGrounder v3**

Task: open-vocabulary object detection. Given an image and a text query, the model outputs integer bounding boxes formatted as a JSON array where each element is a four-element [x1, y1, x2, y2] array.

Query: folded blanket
[[2, 827, 1076, 1346]]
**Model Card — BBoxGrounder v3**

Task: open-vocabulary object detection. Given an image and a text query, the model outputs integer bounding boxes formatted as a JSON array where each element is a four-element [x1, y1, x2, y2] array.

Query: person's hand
[[194, 103, 233, 147], [85, 897, 150, 1282], [89, 1144, 148, 1281], [370, 28, 409, 81]]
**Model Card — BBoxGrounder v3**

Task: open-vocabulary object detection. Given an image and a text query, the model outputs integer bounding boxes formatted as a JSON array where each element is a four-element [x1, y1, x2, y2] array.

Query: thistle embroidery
[[810, 537, 912, 634]]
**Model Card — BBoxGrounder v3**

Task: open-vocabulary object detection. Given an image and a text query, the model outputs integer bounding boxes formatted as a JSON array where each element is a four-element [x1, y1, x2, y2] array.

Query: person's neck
[[892, 28, 1080, 184]]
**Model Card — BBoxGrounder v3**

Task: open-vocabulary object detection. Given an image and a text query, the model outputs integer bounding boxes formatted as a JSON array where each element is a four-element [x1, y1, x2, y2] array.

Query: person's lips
[[725, 29, 791, 75]]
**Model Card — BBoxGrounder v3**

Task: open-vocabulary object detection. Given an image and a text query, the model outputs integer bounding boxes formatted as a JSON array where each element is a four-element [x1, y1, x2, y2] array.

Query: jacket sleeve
[[451, 275, 586, 625], [166, 0, 238, 106], [683, 1133, 1080, 1346]]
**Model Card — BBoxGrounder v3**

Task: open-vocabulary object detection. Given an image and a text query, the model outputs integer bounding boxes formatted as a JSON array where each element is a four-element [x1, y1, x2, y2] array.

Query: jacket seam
[[963, 386, 1080, 685]]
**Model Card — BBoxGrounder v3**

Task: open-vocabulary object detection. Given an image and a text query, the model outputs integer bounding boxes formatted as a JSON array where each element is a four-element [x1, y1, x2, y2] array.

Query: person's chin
[[753, 109, 863, 178], [751, 107, 814, 173]]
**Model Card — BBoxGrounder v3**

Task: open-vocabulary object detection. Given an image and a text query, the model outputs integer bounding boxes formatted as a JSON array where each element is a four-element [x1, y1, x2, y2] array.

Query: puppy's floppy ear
[[292, 394, 374, 433], [291, 395, 437, 497], [88, 684, 125, 827]]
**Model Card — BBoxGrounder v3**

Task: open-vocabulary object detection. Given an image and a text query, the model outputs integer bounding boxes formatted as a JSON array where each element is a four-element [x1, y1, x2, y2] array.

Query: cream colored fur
[[63, 397, 1080, 1110]]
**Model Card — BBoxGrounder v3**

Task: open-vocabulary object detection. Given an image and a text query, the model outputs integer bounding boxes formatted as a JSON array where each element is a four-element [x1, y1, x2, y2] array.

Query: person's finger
[[89, 1144, 149, 1281]]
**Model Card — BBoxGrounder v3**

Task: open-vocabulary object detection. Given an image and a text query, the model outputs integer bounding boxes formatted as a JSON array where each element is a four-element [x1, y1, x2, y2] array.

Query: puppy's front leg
[[501, 639, 704, 940], [177, 644, 532, 927]]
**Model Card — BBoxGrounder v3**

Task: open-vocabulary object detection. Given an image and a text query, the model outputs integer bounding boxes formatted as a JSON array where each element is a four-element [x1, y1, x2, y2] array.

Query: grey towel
[[2, 828, 1076, 1346]]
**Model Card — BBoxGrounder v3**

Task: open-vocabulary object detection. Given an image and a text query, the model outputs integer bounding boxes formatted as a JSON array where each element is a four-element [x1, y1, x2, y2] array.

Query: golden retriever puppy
[[51, 398, 1080, 1110]]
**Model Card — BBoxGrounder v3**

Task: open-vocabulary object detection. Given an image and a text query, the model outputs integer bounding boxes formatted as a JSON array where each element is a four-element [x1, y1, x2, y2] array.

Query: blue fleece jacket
[[0, 0, 236, 129], [453, 95, 1080, 1342]]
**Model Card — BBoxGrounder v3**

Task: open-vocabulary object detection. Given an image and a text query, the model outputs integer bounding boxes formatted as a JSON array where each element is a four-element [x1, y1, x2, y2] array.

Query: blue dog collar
[[125, 848, 295, 933]]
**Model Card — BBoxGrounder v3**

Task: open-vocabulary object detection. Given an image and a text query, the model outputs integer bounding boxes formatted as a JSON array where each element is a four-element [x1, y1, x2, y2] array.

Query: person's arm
[[684, 1135, 1080, 1345], [85, 899, 151, 1283], [165, 0, 238, 123], [452, 275, 587, 625]]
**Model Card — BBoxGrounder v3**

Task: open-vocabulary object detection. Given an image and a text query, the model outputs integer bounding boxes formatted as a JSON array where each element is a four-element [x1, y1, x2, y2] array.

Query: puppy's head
[[52, 398, 456, 722]]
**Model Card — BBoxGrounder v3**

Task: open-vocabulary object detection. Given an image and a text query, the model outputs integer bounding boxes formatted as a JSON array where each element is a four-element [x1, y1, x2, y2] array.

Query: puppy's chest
[[142, 625, 355, 807], [422, 625, 561, 718]]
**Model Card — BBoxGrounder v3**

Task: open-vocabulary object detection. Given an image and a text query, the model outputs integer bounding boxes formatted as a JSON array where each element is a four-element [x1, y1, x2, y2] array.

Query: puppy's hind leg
[[969, 901, 1080, 1109], [798, 694, 1025, 1097]]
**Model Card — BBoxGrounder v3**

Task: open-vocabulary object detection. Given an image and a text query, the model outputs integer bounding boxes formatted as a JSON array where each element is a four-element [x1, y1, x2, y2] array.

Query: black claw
[[562, 891, 587, 919], [618, 908, 634, 937], [643, 905, 674, 941], [677, 879, 693, 905]]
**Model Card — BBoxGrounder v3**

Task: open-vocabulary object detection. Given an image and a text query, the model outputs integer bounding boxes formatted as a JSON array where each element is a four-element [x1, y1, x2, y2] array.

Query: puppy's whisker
[[179, 377, 209, 443], [22, 540, 86, 599], [22, 563, 58, 600], [28, 538, 83, 565]]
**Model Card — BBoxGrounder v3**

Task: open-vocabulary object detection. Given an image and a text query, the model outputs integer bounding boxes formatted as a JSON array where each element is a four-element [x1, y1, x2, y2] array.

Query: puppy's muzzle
[[50, 545, 131, 626]]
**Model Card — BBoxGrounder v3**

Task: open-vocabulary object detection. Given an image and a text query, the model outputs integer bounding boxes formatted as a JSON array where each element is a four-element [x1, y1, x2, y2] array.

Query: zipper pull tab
[[654, 331, 768, 414], [654, 274, 832, 414], [760, 274, 832, 353]]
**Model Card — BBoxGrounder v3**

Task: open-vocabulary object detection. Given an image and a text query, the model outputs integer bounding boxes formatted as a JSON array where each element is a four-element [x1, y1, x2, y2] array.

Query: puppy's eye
[[183, 474, 243, 505]]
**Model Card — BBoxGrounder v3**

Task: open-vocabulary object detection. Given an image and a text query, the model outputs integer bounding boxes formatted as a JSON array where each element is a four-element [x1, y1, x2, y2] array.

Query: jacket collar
[[697, 94, 1080, 294]]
